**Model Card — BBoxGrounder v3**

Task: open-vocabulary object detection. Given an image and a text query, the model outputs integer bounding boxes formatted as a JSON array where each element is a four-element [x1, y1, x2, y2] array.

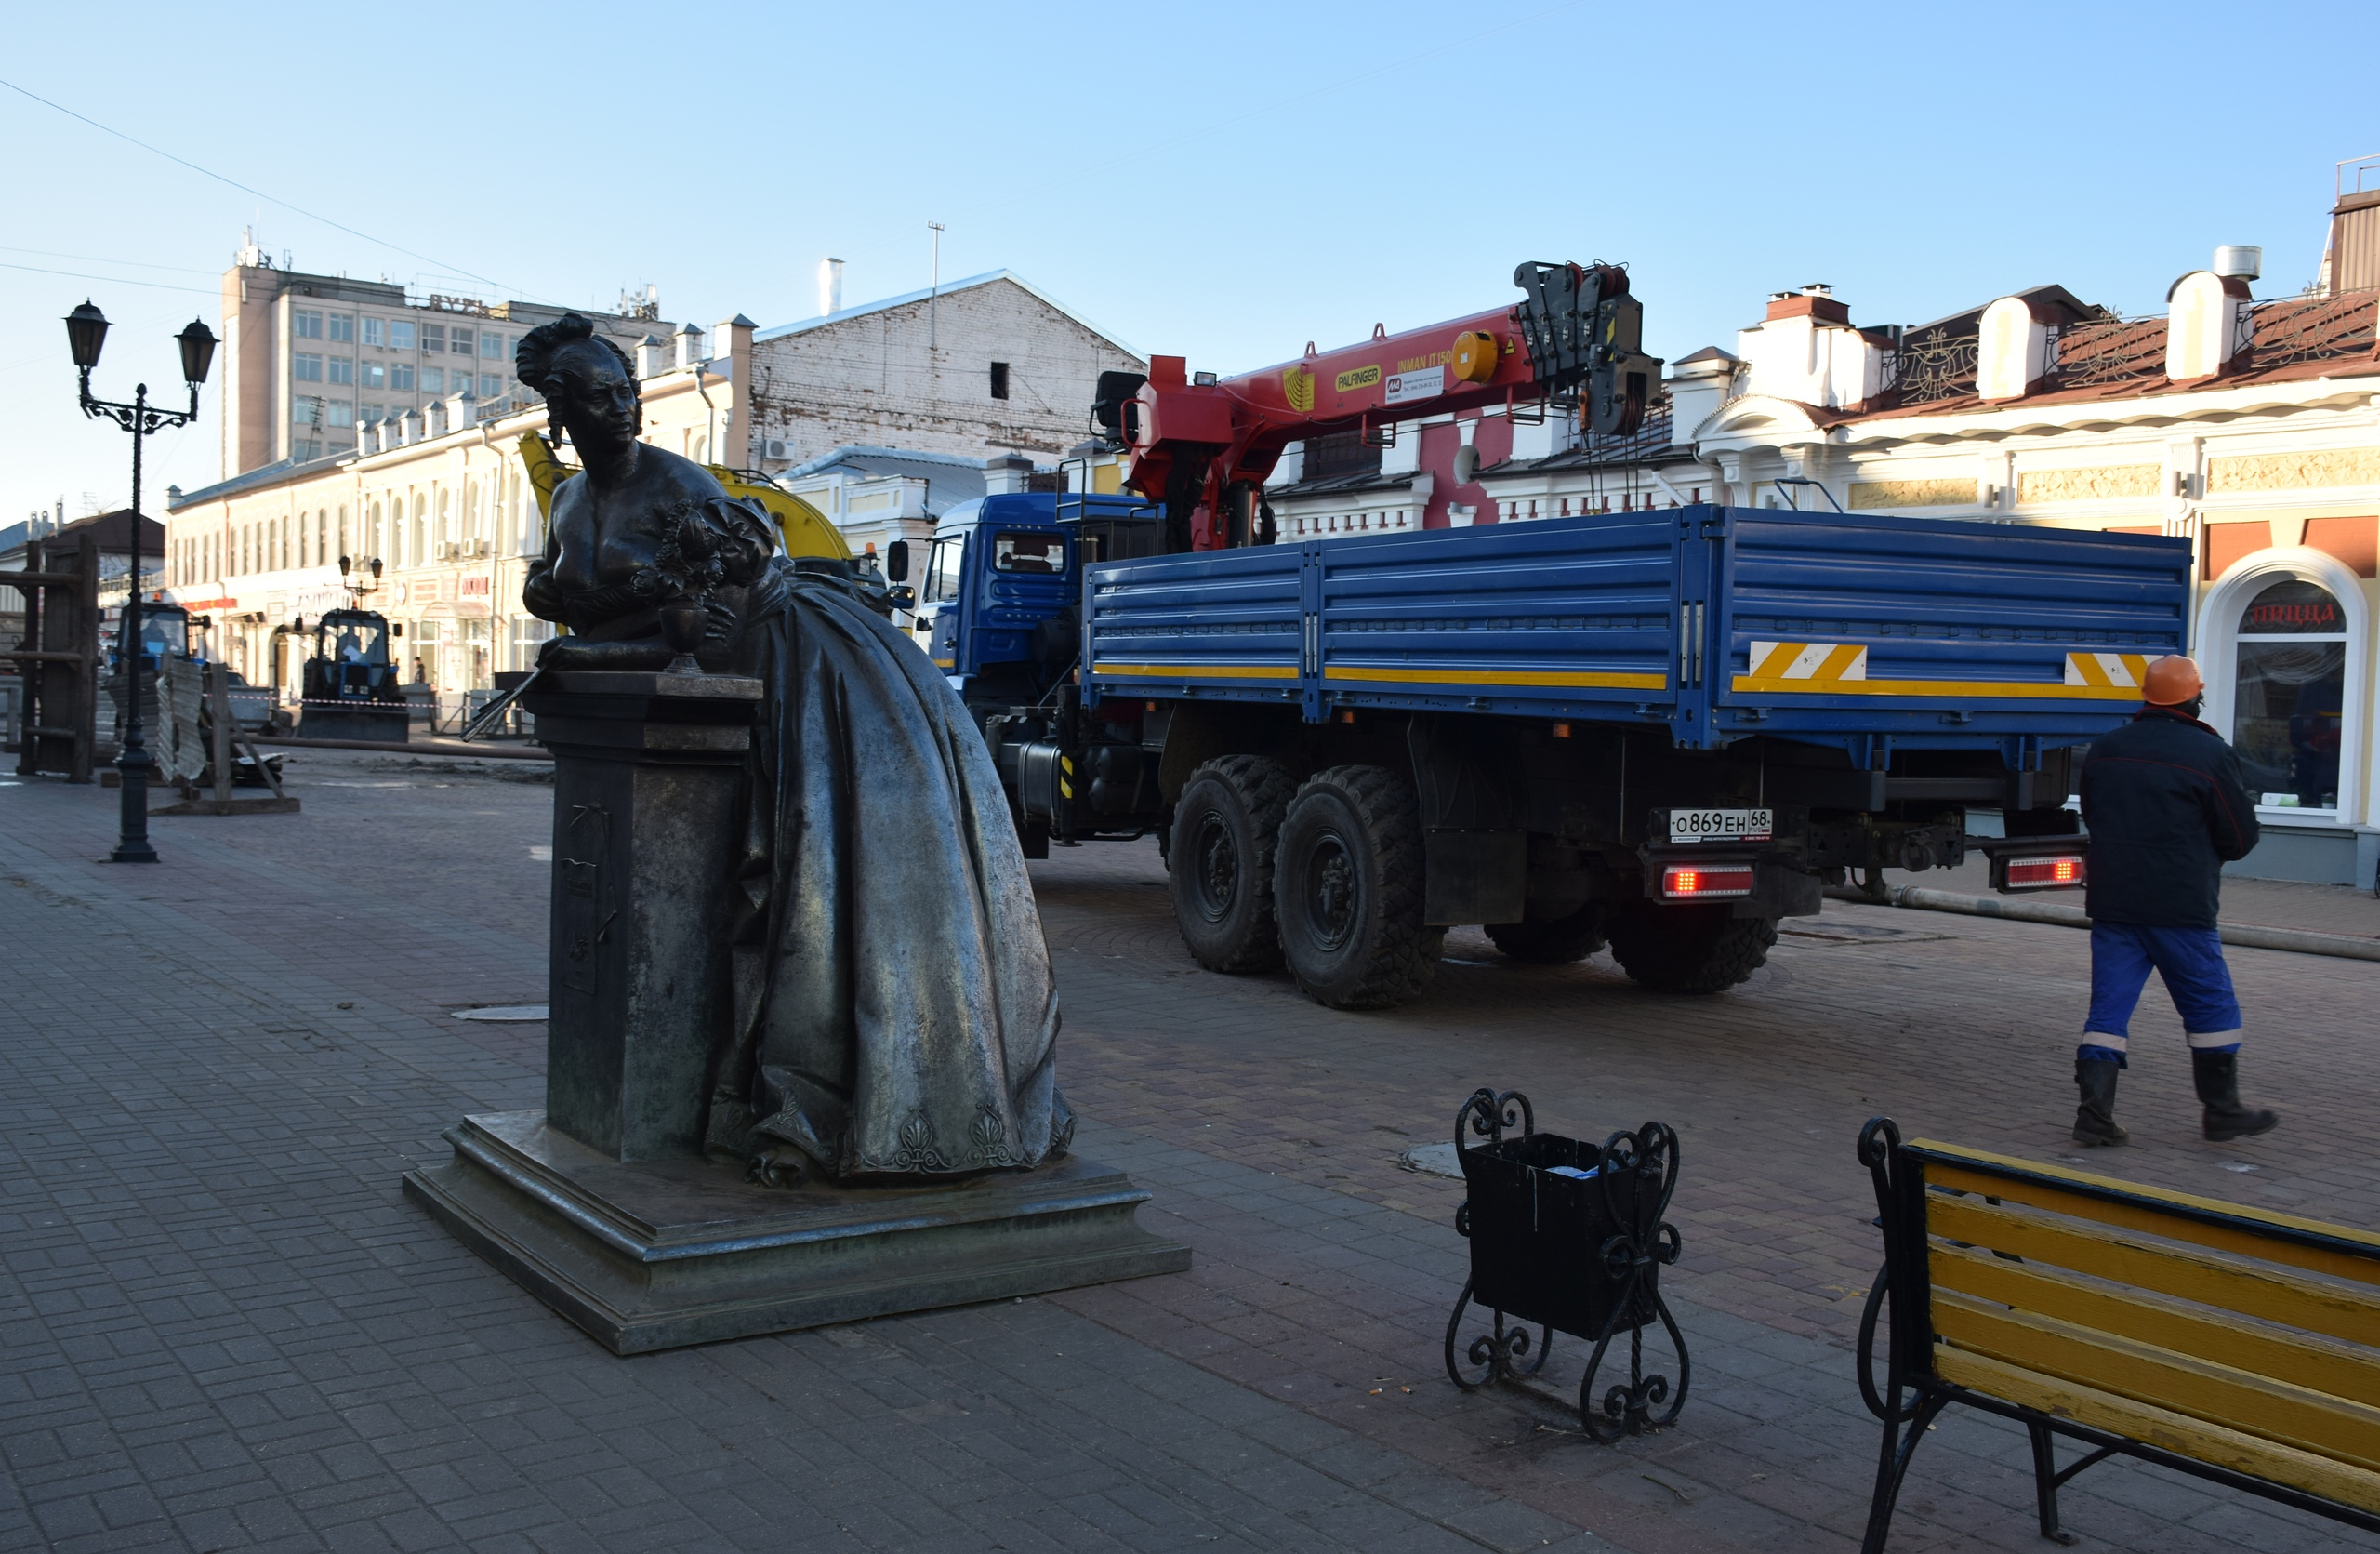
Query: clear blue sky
[[5, 0, 2374, 524]]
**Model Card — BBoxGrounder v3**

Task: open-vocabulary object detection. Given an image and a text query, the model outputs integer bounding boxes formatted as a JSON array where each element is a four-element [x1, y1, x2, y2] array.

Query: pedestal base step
[[403, 1110, 1191, 1354]]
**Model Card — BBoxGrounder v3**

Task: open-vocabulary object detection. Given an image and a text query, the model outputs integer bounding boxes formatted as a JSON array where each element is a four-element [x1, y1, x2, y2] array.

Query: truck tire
[[1485, 905, 1607, 964], [1169, 755, 1295, 973], [1274, 765, 1442, 1010], [1605, 901, 1777, 994]]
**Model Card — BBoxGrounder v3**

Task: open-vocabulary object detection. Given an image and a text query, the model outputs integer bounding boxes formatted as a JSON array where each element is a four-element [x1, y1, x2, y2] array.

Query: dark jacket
[[2079, 706, 2260, 928]]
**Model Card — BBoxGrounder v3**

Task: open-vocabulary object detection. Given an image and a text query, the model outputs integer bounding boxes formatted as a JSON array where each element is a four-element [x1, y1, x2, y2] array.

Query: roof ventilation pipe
[[2213, 245, 2263, 281]]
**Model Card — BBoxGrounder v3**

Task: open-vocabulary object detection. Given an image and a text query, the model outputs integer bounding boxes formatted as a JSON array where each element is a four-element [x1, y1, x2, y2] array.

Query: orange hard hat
[[2141, 655, 2203, 706]]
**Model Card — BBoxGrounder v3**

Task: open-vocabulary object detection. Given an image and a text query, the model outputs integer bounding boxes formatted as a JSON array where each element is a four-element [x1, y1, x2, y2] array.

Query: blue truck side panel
[[1084, 506, 2190, 752]]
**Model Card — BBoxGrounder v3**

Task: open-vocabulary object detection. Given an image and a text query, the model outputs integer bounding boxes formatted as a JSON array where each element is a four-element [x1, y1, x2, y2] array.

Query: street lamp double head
[[64, 300, 218, 865], [337, 553, 386, 598]]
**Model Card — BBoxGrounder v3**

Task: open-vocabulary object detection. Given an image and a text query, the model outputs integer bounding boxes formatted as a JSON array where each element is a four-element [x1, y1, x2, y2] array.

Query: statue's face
[[552, 342, 640, 450]]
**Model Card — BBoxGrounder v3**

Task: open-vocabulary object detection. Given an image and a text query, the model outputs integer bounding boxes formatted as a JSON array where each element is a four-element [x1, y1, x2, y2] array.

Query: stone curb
[[1889, 884, 2380, 962]]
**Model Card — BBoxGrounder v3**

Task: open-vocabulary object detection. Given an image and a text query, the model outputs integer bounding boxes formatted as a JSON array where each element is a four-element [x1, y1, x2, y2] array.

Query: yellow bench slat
[[1934, 1346, 2380, 1517], [1911, 1139, 2380, 1289], [1926, 1194, 2380, 1348], [1930, 1241, 2380, 1408], [1935, 1290, 2380, 1473]]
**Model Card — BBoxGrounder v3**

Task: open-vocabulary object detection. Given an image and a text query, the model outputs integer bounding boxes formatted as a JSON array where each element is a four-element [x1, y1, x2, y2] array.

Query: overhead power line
[[0, 75, 543, 304], [0, 260, 215, 296]]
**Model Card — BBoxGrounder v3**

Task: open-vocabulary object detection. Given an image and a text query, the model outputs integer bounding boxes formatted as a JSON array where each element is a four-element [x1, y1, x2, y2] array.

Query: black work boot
[[2193, 1049, 2279, 1142], [2072, 1058, 2129, 1147]]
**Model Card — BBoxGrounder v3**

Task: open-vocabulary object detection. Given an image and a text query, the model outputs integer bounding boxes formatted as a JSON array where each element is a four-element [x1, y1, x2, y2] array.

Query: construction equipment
[[900, 260, 2190, 1013], [298, 607, 408, 741], [515, 432, 848, 560], [1096, 261, 1661, 551]]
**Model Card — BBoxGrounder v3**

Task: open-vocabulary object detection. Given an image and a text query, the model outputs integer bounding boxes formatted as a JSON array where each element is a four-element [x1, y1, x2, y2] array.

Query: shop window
[[2230, 578, 2347, 812]]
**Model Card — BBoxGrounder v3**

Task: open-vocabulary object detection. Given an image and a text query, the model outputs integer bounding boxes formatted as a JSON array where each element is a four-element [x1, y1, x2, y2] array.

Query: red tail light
[[1661, 864, 1755, 899], [2003, 854, 2086, 890]]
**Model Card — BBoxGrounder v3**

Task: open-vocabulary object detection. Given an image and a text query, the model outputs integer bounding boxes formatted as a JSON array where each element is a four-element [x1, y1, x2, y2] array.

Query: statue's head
[[516, 313, 641, 458]]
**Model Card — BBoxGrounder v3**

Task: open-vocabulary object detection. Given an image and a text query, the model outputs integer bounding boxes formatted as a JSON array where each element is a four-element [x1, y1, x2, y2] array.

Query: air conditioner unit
[[766, 439, 789, 460]]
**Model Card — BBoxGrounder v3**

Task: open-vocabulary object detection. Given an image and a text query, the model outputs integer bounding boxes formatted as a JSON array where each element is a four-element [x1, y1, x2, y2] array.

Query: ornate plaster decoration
[[1846, 478, 1975, 509], [2016, 464, 2162, 503], [2207, 448, 2380, 493]]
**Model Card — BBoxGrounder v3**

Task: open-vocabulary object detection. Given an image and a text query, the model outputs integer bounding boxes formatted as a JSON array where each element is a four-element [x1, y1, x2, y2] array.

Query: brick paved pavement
[[2, 753, 2374, 1553]]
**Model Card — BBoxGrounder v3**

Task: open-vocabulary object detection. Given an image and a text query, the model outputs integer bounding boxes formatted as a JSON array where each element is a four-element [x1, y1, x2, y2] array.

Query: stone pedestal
[[403, 670, 1187, 1352], [405, 1111, 1187, 1353], [526, 671, 761, 1161]]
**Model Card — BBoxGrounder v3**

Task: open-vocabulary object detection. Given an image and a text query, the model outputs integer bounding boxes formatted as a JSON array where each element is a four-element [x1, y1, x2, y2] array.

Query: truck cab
[[914, 493, 1157, 706]]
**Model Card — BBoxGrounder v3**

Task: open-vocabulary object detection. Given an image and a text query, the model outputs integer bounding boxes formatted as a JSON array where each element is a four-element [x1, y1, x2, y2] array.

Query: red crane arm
[[1092, 262, 1659, 551]]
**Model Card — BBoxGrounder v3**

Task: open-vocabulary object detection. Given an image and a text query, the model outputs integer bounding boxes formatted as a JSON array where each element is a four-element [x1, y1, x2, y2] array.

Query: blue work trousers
[[2078, 923, 2241, 1068]]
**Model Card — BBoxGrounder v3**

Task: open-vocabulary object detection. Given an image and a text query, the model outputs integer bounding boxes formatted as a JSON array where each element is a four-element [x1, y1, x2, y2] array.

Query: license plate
[[1668, 808, 1773, 843]]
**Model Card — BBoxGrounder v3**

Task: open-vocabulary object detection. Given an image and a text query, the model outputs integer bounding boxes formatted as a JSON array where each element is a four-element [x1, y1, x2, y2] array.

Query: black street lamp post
[[67, 301, 217, 864]]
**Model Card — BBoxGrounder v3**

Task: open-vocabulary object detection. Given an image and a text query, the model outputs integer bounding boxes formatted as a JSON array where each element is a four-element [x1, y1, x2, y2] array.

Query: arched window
[[2202, 547, 2369, 841], [2230, 579, 2347, 812]]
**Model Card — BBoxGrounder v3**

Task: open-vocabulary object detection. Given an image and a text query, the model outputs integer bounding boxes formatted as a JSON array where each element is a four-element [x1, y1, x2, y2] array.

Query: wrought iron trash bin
[[1442, 1086, 1690, 1440]]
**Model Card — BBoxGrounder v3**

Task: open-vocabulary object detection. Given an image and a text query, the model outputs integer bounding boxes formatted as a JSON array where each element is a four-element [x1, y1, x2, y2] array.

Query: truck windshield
[[992, 531, 1065, 574]]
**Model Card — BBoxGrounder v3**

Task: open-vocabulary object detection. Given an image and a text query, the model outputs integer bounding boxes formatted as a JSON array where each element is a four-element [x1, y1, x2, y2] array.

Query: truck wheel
[[1605, 902, 1777, 994], [1169, 755, 1294, 973], [1274, 765, 1442, 1010], [1485, 905, 1606, 964]]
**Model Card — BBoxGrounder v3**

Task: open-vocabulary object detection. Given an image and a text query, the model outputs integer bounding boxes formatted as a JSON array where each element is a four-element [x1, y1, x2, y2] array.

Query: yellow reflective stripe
[[1731, 674, 2142, 699], [1325, 665, 1668, 691], [1752, 641, 1801, 678], [1092, 661, 1300, 680]]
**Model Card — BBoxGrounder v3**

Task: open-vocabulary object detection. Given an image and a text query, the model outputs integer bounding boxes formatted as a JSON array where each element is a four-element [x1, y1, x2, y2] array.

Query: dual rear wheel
[[1167, 755, 1772, 1007], [1169, 759, 1439, 1008]]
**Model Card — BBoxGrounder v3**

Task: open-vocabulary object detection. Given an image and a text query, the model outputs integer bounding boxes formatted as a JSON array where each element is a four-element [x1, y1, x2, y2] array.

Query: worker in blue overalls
[[2071, 655, 2279, 1147]]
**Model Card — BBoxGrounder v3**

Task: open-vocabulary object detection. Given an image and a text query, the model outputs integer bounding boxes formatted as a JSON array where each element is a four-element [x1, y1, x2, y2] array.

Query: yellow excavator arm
[[513, 432, 847, 562]]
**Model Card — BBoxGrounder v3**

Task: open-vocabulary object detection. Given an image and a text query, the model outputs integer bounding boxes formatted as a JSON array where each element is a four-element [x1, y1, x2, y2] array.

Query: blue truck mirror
[[885, 539, 910, 583]]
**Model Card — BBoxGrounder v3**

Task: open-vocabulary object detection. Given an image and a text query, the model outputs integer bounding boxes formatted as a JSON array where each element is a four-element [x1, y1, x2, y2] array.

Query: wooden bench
[[1855, 1118, 2380, 1550]]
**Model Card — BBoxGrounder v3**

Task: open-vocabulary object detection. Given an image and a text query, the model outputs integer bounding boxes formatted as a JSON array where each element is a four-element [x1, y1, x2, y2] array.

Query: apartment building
[[218, 234, 674, 474]]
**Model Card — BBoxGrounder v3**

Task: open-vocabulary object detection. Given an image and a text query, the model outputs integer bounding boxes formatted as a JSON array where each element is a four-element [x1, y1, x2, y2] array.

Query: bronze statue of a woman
[[517, 313, 1070, 1184]]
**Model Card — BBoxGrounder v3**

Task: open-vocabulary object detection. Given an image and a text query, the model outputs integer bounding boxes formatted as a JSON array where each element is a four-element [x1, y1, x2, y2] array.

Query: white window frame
[[2198, 545, 2368, 830]]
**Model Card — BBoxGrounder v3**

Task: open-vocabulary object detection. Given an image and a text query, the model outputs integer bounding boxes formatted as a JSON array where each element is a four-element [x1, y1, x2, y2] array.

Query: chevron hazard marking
[[1749, 641, 1868, 681], [2063, 652, 2151, 689]]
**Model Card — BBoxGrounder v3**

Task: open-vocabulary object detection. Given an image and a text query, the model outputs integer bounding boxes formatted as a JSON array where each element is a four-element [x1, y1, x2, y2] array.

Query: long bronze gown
[[536, 496, 1070, 1179]]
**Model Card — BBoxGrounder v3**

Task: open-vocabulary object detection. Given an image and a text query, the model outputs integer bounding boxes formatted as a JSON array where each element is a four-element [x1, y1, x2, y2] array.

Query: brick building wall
[[745, 273, 1144, 471]]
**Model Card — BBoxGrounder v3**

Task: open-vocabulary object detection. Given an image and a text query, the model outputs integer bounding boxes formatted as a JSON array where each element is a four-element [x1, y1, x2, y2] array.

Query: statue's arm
[[706, 497, 779, 586]]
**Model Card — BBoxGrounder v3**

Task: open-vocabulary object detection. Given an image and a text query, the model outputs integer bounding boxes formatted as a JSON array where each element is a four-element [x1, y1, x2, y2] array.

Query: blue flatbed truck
[[898, 497, 2189, 1009]]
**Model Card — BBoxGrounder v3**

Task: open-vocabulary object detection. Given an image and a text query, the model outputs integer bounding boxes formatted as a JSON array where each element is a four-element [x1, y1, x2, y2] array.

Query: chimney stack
[[818, 258, 844, 317]]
